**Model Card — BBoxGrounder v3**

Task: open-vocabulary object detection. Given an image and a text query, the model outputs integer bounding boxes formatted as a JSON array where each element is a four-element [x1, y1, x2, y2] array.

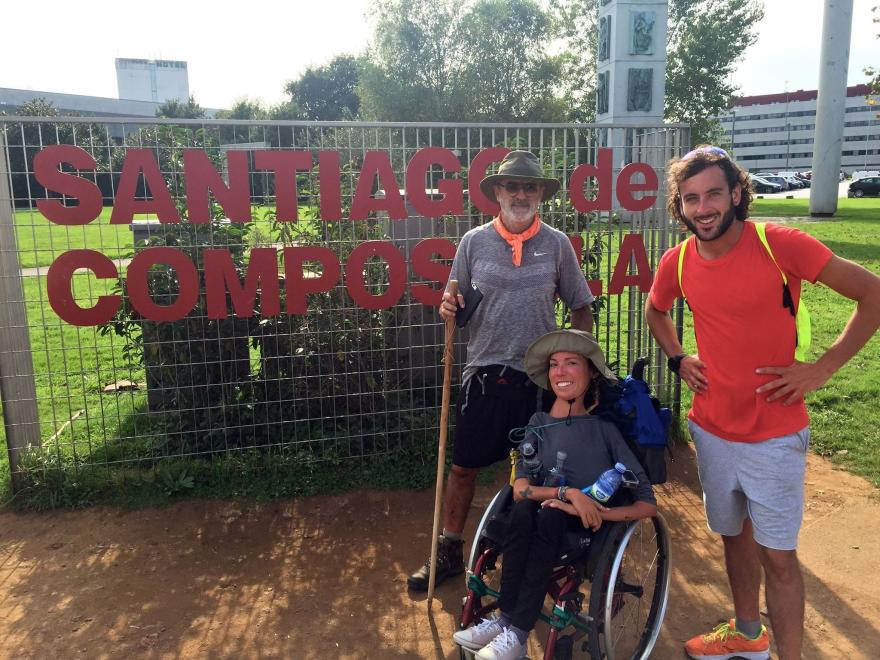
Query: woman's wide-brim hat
[[479, 150, 561, 203], [524, 329, 618, 390]]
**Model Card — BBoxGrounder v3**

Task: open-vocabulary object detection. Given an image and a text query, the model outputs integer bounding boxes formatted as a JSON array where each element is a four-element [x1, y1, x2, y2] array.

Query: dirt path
[[0, 444, 877, 659]]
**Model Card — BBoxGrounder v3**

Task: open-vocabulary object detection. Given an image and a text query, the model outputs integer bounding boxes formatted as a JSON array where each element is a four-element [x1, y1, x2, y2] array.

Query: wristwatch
[[667, 353, 687, 374], [557, 485, 569, 502]]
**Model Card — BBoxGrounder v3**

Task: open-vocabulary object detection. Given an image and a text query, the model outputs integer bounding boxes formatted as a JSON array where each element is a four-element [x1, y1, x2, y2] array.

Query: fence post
[[0, 129, 40, 492]]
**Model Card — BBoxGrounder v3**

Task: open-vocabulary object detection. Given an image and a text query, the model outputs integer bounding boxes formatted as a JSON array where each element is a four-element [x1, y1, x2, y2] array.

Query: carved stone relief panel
[[598, 15, 611, 62], [597, 71, 610, 114], [627, 68, 653, 112], [630, 11, 655, 55]]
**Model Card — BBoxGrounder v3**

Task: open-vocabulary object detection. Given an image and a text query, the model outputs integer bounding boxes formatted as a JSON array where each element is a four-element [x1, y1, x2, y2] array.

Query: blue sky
[[1, 0, 876, 109]]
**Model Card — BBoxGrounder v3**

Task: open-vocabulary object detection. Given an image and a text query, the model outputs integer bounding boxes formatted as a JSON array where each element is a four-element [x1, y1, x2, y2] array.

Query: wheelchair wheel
[[458, 486, 512, 659], [586, 514, 671, 660]]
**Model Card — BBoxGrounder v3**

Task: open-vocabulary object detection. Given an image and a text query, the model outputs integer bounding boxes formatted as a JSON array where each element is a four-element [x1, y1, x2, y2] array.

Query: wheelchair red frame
[[457, 485, 671, 660]]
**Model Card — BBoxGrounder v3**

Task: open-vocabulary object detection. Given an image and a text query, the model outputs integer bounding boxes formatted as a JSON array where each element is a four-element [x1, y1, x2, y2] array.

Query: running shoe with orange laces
[[684, 619, 770, 660]]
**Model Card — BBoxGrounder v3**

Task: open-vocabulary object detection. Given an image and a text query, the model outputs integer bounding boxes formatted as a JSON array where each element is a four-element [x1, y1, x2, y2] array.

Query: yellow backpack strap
[[754, 222, 787, 284], [676, 236, 692, 301], [753, 222, 812, 361], [509, 448, 519, 486]]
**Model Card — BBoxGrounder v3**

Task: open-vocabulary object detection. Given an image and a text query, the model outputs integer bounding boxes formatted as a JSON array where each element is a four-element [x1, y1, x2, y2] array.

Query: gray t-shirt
[[448, 221, 594, 382], [515, 412, 656, 505]]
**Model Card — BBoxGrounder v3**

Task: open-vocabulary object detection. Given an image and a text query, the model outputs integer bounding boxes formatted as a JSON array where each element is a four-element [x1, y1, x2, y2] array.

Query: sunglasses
[[499, 181, 541, 194], [681, 146, 730, 161]]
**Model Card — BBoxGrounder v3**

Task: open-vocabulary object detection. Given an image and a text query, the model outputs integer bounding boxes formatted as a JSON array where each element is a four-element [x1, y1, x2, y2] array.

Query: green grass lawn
[[13, 205, 302, 269], [14, 206, 139, 269]]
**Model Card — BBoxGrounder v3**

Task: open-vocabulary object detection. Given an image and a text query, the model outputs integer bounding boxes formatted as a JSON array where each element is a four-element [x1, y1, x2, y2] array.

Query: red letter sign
[[47, 250, 121, 325], [184, 149, 252, 223], [111, 149, 180, 224], [608, 234, 653, 293], [468, 147, 510, 215], [203, 248, 280, 319], [345, 241, 407, 310], [350, 152, 407, 220], [254, 151, 313, 222], [569, 148, 613, 213], [405, 147, 464, 218], [283, 246, 341, 314], [318, 151, 342, 221], [126, 248, 200, 321], [410, 238, 456, 305], [617, 162, 659, 212], [33, 145, 103, 226]]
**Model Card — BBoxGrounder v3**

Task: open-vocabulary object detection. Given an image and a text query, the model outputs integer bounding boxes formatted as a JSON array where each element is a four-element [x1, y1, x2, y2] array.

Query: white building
[[718, 84, 879, 174], [115, 58, 189, 103]]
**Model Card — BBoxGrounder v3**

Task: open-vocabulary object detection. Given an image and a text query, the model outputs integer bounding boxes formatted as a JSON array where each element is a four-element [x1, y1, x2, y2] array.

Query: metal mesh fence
[[0, 117, 688, 489]]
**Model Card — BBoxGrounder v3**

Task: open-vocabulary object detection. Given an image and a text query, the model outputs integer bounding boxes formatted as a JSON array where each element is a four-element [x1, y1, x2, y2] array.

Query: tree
[[865, 5, 879, 96], [216, 98, 268, 120], [284, 55, 361, 121], [156, 95, 206, 119], [359, 0, 460, 121], [665, 0, 764, 145], [455, 0, 566, 122], [359, 0, 565, 122], [549, 0, 599, 122]]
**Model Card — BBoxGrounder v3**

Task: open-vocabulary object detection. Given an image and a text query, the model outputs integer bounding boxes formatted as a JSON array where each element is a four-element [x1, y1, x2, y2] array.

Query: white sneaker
[[476, 628, 526, 660], [453, 615, 504, 651]]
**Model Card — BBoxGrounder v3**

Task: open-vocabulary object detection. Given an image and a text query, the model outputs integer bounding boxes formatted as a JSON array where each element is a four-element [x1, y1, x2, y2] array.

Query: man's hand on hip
[[755, 361, 834, 405], [680, 355, 708, 393]]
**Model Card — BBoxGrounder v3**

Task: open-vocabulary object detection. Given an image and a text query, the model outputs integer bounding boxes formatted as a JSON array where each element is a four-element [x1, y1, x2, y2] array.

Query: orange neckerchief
[[493, 215, 541, 267]]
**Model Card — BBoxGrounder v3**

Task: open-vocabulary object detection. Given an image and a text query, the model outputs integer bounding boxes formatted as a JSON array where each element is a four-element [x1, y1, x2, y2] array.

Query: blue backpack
[[594, 358, 672, 485]]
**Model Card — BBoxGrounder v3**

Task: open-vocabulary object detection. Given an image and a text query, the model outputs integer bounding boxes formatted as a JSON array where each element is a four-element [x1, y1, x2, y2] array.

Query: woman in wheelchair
[[454, 329, 657, 660]]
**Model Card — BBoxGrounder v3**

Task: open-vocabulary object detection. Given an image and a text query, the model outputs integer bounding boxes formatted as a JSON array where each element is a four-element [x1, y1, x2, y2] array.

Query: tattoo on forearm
[[519, 486, 534, 500]]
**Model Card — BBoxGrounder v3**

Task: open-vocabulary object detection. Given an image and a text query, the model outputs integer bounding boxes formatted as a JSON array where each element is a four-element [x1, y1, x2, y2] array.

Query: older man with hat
[[407, 150, 595, 592]]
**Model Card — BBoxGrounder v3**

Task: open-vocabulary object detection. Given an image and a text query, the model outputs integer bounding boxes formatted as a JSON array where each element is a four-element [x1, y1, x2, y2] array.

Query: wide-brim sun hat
[[524, 329, 618, 390], [479, 150, 561, 203]]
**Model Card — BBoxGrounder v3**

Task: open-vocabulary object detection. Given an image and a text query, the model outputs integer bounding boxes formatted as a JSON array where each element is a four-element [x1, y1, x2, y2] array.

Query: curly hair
[[666, 145, 753, 227]]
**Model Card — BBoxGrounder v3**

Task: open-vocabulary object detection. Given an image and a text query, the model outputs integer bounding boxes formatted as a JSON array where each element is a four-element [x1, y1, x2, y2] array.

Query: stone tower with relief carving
[[596, 0, 668, 125]]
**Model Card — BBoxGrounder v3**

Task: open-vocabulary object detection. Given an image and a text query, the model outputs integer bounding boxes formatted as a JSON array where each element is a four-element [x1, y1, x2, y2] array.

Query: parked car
[[848, 176, 880, 198], [851, 170, 880, 182], [794, 173, 811, 188], [749, 174, 783, 194], [759, 174, 790, 191], [779, 175, 804, 189]]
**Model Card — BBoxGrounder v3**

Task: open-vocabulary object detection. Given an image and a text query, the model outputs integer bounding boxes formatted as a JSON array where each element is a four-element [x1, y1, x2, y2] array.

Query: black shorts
[[452, 365, 553, 469]]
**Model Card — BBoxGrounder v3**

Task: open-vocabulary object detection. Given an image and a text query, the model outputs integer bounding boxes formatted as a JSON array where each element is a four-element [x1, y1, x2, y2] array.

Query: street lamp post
[[785, 82, 791, 170], [731, 108, 736, 152]]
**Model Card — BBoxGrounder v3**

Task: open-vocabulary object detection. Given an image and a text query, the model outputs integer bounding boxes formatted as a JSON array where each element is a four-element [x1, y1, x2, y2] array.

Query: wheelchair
[[457, 484, 671, 660]]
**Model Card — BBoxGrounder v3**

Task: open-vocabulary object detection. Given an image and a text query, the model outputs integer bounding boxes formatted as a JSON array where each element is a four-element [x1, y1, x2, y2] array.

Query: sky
[[0, 0, 876, 110]]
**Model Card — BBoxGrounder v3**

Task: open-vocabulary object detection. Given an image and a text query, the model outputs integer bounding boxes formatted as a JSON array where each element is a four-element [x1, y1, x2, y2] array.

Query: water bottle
[[544, 451, 567, 487], [583, 463, 626, 503], [520, 441, 543, 484]]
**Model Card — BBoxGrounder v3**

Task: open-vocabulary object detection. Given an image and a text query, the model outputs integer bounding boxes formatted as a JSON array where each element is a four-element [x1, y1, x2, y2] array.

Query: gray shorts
[[688, 420, 810, 551]]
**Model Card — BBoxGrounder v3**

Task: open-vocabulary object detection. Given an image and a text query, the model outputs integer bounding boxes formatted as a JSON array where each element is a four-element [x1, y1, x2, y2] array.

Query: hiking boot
[[453, 614, 503, 651], [476, 628, 526, 660], [407, 536, 464, 591], [684, 619, 770, 660]]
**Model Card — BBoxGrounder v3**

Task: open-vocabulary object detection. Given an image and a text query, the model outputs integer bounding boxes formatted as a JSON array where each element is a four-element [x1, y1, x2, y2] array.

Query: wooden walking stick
[[427, 280, 458, 607]]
